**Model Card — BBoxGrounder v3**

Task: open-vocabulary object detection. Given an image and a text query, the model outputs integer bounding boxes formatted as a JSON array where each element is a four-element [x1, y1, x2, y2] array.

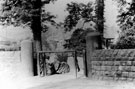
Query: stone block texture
[[90, 49, 135, 81]]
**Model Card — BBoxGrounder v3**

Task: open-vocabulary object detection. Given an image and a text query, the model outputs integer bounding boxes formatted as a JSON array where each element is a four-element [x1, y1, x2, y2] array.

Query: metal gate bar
[[37, 50, 78, 78]]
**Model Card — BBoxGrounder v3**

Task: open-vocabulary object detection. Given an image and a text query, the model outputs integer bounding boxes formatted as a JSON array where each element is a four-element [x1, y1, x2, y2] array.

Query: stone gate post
[[21, 40, 34, 77], [86, 32, 101, 77]]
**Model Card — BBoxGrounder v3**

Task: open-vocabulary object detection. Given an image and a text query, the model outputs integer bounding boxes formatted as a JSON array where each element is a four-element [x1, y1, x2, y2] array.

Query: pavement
[[28, 77, 135, 89], [1, 57, 135, 89], [1, 70, 83, 89], [1, 70, 135, 89]]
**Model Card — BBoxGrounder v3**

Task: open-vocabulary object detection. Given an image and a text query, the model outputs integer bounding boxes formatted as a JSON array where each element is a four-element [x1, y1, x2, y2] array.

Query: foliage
[[95, 0, 105, 33], [114, 0, 135, 31], [94, 0, 105, 49], [111, 0, 135, 49], [63, 2, 96, 51], [111, 25, 135, 49], [64, 28, 93, 51], [56, 53, 68, 62], [64, 2, 95, 31], [0, 0, 56, 28], [64, 1, 106, 51]]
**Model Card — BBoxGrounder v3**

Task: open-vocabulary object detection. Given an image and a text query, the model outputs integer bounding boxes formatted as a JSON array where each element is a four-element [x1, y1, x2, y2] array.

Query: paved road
[[28, 78, 135, 89]]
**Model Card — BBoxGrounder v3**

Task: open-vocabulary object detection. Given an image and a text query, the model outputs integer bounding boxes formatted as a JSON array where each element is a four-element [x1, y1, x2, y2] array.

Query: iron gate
[[36, 50, 86, 78]]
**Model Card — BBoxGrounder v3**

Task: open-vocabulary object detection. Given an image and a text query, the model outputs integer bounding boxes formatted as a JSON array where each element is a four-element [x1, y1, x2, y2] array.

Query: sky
[[45, 0, 94, 23], [45, 0, 120, 39]]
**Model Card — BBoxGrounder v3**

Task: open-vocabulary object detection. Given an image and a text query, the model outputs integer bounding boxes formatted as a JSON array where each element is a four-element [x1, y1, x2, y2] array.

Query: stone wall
[[91, 49, 135, 81], [0, 40, 33, 79], [0, 51, 21, 79]]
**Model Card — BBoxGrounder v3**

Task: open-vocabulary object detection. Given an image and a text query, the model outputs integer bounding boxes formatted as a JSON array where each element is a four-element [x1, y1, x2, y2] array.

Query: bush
[[56, 53, 68, 62]]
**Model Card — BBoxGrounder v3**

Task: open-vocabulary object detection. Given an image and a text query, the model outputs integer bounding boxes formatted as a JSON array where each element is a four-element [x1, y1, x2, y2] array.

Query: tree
[[64, 28, 85, 51], [64, 1, 105, 51], [63, 2, 96, 51], [64, 28, 95, 51], [111, 25, 135, 49], [0, 0, 57, 76], [95, 0, 105, 49], [64, 2, 95, 31], [111, 0, 135, 49], [0, 0, 56, 52], [95, 0, 105, 34], [114, 0, 135, 31]]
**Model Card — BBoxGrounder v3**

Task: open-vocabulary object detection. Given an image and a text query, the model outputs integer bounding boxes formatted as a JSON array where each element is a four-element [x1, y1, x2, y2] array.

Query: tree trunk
[[96, 0, 104, 49], [31, 0, 42, 75]]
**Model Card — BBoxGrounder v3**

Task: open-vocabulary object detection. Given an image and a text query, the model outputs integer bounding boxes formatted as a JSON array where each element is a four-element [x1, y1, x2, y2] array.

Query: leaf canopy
[[0, 0, 56, 27]]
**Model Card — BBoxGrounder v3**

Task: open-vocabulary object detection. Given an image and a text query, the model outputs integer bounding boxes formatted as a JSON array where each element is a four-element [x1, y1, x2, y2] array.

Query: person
[[75, 57, 80, 72], [74, 52, 80, 72]]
